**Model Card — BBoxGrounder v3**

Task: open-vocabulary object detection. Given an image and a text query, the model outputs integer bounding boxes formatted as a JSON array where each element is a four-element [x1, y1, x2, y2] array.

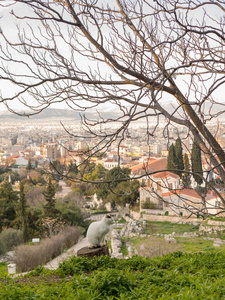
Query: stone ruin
[[107, 215, 225, 258], [109, 218, 147, 258]]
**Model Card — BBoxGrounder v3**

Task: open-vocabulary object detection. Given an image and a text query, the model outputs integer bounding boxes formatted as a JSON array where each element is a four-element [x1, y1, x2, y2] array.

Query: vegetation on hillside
[[1, 252, 225, 299]]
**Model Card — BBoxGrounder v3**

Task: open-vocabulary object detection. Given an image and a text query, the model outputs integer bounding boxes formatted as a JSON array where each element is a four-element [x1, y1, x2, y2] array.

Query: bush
[[0, 229, 23, 254], [0, 241, 6, 255], [13, 226, 81, 272], [141, 200, 156, 209]]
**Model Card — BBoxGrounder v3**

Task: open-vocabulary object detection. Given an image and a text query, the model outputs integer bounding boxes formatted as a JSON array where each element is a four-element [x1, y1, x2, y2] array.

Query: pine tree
[[167, 143, 179, 175], [174, 137, 184, 177], [191, 139, 203, 185], [183, 153, 191, 188], [43, 177, 57, 218], [18, 181, 28, 242]]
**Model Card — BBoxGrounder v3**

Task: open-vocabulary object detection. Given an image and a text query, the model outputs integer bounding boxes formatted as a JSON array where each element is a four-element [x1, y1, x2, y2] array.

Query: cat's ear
[[106, 214, 112, 219]]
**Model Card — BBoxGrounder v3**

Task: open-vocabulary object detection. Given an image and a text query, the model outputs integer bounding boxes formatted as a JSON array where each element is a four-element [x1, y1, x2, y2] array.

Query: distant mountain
[[0, 108, 121, 120], [0, 100, 225, 121], [0, 108, 73, 120]]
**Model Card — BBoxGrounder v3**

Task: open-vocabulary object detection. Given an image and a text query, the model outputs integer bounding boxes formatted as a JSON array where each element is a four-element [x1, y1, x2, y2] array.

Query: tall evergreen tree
[[174, 137, 184, 177], [183, 153, 191, 188], [26, 159, 32, 171], [191, 139, 203, 185], [18, 181, 28, 242], [0, 181, 18, 232], [43, 177, 57, 218], [167, 143, 179, 175]]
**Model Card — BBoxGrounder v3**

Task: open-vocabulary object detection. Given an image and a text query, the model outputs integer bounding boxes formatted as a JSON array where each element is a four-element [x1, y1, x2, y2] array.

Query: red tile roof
[[131, 158, 167, 174], [152, 171, 179, 179], [162, 188, 202, 200]]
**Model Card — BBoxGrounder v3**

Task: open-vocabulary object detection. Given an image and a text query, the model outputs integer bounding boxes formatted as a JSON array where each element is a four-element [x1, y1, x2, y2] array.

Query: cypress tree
[[18, 181, 28, 242], [191, 139, 203, 185], [26, 159, 32, 171], [167, 143, 179, 175], [43, 177, 57, 218], [183, 153, 191, 188], [174, 137, 184, 177]]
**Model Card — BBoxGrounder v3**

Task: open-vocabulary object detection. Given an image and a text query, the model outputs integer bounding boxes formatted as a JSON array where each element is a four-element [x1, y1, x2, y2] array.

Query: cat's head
[[104, 214, 114, 225]]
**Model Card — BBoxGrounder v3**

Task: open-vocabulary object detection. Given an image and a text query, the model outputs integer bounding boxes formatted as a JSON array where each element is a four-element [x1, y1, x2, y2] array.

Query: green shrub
[[58, 255, 154, 277], [0, 229, 23, 254], [91, 268, 134, 297], [142, 200, 156, 209], [58, 255, 118, 276], [3, 252, 225, 299], [0, 241, 6, 255]]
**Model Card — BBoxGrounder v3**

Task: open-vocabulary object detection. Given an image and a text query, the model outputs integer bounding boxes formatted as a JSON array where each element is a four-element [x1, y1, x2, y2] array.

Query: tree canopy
[[97, 167, 139, 207]]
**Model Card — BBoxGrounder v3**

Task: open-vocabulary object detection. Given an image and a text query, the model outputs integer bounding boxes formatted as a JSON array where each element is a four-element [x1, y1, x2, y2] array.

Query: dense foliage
[[96, 167, 139, 207], [167, 138, 184, 177], [0, 181, 19, 231], [1, 252, 225, 299], [0, 166, 86, 241]]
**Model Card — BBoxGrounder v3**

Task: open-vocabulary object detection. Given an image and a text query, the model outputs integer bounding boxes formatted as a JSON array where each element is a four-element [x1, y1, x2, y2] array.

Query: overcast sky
[[0, 1, 224, 117]]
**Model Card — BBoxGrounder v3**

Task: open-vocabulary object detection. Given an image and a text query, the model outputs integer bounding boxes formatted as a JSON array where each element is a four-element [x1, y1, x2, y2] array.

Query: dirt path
[[44, 237, 88, 270]]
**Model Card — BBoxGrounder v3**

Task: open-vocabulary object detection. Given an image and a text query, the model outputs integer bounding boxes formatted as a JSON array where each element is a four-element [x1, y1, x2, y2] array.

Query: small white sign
[[32, 238, 40, 243], [8, 263, 16, 274]]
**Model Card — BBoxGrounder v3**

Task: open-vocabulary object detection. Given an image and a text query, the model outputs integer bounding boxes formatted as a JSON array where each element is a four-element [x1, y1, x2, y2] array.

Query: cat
[[87, 214, 114, 248]]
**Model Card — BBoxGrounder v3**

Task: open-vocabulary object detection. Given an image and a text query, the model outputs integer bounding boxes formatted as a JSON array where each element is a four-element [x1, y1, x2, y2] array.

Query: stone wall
[[142, 214, 200, 225], [207, 220, 225, 226]]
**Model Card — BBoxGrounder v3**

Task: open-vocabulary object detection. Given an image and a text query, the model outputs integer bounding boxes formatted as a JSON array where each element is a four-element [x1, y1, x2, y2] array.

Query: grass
[[130, 219, 225, 256], [120, 238, 128, 256], [131, 234, 225, 257], [175, 236, 225, 252], [209, 216, 225, 222], [116, 217, 126, 224], [145, 220, 200, 235], [0, 262, 8, 276]]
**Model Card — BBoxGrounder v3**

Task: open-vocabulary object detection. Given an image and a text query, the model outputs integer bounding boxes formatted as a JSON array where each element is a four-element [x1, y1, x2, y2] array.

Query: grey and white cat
[[87, 214, 114, 248]]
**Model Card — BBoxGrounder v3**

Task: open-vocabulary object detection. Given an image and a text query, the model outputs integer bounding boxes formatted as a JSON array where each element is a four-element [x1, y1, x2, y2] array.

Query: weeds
[[137, 237, 177, 258], [13, 226, 81, 272]]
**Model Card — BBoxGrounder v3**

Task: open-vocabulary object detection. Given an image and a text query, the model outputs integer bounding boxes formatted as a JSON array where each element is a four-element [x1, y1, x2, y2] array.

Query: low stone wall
[[142, 214, 200, 225], [207, 220, 225, 226], [141, 209, 164, 215]]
